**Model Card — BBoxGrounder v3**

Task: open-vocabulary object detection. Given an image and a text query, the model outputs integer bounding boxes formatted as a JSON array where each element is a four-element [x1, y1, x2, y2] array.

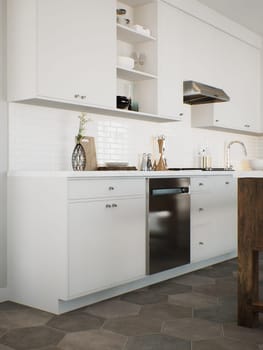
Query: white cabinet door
[[68, 197, 146, 298], [211, 176, 237, 254], [157, 2, 186, 119], [37, 0, 116, 107], [158, 1, 261, 133], [191, 176, 237, 263]]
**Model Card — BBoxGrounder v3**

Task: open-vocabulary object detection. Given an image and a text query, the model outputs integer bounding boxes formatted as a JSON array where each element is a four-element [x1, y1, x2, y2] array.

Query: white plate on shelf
[[105, 161, 129, 167]]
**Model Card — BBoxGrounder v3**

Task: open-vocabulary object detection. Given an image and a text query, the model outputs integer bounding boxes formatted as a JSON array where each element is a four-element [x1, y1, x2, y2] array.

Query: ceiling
[[197, 0, 263, 37]]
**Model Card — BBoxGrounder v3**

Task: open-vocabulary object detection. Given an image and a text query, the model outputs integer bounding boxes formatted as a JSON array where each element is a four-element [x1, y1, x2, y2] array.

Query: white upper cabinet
[[157, 1, 186, 120], [8, 0, 116, 108], [157, 1, 261, 133]]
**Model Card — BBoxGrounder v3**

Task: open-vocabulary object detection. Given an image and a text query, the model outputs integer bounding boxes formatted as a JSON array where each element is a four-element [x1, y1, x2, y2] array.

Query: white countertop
[[7, 170, 242, 178]]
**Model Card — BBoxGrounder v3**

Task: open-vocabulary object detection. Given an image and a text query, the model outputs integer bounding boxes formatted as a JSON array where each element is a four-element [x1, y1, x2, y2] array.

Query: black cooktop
[[168, 167, 234, 171]]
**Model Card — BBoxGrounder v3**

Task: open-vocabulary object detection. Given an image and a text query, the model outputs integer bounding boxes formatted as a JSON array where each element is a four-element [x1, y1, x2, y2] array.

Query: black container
[[117, 96, 130, 109]]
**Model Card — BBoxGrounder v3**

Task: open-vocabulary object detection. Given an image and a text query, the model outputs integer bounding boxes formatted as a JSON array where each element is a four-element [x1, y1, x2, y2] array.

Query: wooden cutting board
[[78, 136, 97, 171]]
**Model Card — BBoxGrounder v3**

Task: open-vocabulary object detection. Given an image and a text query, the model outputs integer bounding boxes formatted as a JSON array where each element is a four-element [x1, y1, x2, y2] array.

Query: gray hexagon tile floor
[[0, 258, 263, 350]]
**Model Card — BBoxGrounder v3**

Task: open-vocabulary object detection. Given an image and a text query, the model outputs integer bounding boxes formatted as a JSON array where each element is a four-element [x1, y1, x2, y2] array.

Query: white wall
[[9, 102, 259, 172], [0, 0, 8, 297]]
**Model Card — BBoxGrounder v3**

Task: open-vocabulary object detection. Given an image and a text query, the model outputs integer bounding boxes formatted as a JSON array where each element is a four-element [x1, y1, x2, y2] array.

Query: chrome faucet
[[225, 140, 247, 170]]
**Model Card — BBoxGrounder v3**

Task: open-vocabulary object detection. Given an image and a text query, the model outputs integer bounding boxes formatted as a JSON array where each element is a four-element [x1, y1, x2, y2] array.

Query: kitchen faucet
[[225, 140, 247, 170]]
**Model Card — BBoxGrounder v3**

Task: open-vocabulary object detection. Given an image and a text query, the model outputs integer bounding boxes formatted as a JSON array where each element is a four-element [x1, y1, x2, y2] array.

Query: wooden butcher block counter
[[238, 177, 263, 327]]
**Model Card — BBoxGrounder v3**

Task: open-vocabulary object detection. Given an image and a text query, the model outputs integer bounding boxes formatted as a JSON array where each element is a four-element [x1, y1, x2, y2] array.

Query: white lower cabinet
[[68, 196, 146, 298], [191, 176, 237, 262]]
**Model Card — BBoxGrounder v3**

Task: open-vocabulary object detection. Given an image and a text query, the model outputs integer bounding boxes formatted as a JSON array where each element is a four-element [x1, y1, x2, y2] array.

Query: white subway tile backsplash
[[8, 103, 262, 171]]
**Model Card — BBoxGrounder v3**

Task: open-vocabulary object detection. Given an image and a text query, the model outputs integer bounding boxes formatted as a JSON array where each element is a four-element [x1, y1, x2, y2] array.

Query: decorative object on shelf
[[117, 95, 130, 109], [117, 56, 135, 70], [116, 8, 130, 26], [156, 135, 167, 171], [132, 24, 151, 36], [132, 52, 146, 67], [72, 112, 88, 171], [128, 99, 139, 112], [116, 8, 126, 15]]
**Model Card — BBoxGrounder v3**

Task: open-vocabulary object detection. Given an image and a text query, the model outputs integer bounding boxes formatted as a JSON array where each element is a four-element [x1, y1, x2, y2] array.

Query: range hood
[[183, 81, 230, 105]]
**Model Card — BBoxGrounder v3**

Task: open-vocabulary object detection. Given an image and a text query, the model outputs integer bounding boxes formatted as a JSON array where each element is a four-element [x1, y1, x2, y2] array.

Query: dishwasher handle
[[151, 187, 189, 196]]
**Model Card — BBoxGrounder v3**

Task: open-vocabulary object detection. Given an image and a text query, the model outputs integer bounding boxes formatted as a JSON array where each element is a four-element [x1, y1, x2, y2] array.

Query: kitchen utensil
[[156, 136, 167, 171], [116, 96, 130, 109], [117, 17, 130, 25], [116, 8, 126, 15]]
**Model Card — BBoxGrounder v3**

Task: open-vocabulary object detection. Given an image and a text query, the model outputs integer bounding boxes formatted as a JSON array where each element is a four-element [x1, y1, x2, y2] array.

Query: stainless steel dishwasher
[[147, 178, 190, 274]]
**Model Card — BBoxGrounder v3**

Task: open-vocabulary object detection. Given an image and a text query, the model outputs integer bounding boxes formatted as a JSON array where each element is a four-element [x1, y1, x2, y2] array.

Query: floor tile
[[168, 292, 219, 309], [0, 303, 28, 312], [0, 309, 53, 330], [223, 323, 263, 345], [47, 311, 103, 332], [0, 345, 14, 350], [193, 278, 236, 297], [0, 326, 64, 350], [162, 317, 223, 341], [175, 274, 215, 287], [103, 315, 162, 336], [120, 290, 167, 305], [195, 264, 235, 278], [125, 334, 191, 350], [0, 330, 6, 338], [148, 280, 192, 295], [84, 299, 141, 319], [194, 304, 237, 323], [139, 302, 192, 320], [193, 337, 260, 350], [58, 329, 126, 350]]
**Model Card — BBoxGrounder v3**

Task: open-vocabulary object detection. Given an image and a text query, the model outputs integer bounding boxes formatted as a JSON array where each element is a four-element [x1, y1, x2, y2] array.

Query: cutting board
[[78, 136, 97, 171]]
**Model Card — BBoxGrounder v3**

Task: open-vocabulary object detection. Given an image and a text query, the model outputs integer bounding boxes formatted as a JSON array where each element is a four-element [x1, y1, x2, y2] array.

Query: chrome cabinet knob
[[198, 207, 204, 212], [108, 186, 114, 191], [199, 241, 204, 245], [105, 204, 112, 208], [112, 203, 118, 208], [244, 124, 250, 128], [80, 95, 86, 99], [74, 94, 80, 98], [225, 181, 230, 185], [199, 182, 204, 186]]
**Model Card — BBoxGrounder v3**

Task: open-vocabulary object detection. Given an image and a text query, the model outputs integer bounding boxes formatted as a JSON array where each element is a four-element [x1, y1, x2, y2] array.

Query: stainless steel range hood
[[183, 81, 230, 105]]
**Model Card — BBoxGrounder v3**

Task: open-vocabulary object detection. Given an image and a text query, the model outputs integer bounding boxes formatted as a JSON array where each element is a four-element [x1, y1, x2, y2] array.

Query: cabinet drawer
[[191, 224, 218, 263], [68, 178, 145, 199], [191, 177, 211, 193]]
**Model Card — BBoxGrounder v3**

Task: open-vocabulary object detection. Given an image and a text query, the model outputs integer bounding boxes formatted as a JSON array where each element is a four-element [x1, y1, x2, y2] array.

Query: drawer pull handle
[[112, 203, 118, 208], [199, 208, 204, 212], [74, 94, 80, 98], [105, 204, 112, 208], [199, 241, 204, 245], [108, 186, 114, 191], [225, 181, 230, 185], [199, 183, 204, 186], [80, 95, 86, 99]]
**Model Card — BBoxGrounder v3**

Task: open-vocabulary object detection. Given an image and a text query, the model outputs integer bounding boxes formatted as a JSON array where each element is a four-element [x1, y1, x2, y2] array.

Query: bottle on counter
[[141, 153, 147, 171], [147, 153, 153, 171]]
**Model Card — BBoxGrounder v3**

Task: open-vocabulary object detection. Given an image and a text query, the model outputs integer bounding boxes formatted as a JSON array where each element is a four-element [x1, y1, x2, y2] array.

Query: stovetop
[[168, 168, 234, 171]]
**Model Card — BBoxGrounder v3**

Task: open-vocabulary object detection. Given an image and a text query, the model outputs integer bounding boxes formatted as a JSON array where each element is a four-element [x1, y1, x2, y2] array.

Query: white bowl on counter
[[117, 56, 134, 70], [248, 159, 263, 170]]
